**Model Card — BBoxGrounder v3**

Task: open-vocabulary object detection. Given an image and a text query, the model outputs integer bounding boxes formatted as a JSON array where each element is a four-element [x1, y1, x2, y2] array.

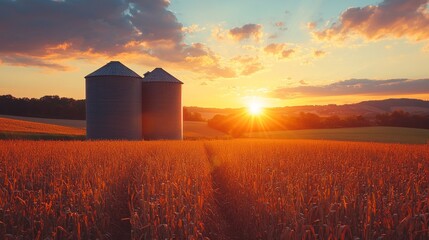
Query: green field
[[1, 115, 428, 143], [247, 126, 429, 144]]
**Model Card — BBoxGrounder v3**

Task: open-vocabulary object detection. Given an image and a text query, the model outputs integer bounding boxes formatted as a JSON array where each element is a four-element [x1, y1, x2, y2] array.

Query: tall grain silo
[[141, 68, 183, 140], [85, 61, 142, 140]]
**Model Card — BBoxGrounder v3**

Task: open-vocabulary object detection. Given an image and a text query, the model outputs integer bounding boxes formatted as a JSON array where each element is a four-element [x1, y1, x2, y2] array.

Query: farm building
[[142, 68, 183, 140], [85, 61, 183, 140]]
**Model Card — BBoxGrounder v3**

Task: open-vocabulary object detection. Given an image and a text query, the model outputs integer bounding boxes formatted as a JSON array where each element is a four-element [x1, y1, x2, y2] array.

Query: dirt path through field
[[204, 144, 244, 240], [107, 180, 132, 239]]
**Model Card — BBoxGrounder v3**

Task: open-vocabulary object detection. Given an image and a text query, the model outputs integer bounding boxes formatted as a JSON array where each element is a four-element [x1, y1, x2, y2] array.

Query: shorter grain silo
[[85, 61, 142, 140], [141, 68, 183, 140]]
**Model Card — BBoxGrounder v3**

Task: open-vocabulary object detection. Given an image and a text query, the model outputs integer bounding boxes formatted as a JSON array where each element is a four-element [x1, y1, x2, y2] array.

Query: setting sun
[[1, 0, 429, 239], [248, 101, 264, 115]]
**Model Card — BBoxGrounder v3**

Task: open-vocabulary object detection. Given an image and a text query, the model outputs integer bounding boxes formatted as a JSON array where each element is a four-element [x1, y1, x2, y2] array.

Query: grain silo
[[141, 68, 183, 140], [85, 61, 142, 140]]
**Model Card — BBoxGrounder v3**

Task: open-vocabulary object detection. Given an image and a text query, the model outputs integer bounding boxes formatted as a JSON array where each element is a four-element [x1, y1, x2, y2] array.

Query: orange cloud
[[0, 54, 70, 71], [184, 57, 237, 78], [264, 43, 285, 54], [182, 44, 238, 78], [264, 43, 295, 59], [282, 49, 295, 58], [313, 50, 326, 57], [232, 56, 264, 76], [313, 0, 429, 42], [228, 24, 263, 42], [307, 22, 317, 30], [0, 0, 185, 58], [0, 0, 239, 79], [270, 79, 429, 99], [182, 24, 205, 34]]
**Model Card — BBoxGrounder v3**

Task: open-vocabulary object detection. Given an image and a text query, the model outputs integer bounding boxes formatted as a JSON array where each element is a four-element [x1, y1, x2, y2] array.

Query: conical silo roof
[[143, 68, 183, 84], [86, 61, 142, 78]]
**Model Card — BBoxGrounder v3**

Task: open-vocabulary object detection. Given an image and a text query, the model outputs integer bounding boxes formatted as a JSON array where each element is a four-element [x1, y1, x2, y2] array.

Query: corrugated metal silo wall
[[86, 76, 142, 140], [141, 82, 182, 140]]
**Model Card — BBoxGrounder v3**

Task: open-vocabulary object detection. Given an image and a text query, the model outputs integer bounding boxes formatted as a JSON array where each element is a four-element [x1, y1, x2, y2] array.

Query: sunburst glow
[[248, 101, 264, 115]]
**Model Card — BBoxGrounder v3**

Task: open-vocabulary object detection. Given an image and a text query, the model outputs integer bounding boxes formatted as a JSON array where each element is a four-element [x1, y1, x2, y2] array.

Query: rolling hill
[[1, 115, 428, 143], [188, 98, 429, 119], [0, 115, 228, 140], [247, 127, 429, 144]]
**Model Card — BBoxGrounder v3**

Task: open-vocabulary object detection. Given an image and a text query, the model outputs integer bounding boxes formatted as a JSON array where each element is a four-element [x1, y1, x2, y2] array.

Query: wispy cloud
[[273, 21, 287, 31], [0, 55, 70, 71], [182, 24, 205, 34], [313, 50, 326, 57], [269, 79, 429, 99], [182, 43, 237, 78], [228, 24, 263, 42], [232, 56, 264, 76], [213, 24, 263, 42], [264, 43, 295, 59]]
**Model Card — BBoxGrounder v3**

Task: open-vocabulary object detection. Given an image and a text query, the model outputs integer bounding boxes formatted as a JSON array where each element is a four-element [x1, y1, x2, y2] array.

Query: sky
[[0, 0, 429, 108]]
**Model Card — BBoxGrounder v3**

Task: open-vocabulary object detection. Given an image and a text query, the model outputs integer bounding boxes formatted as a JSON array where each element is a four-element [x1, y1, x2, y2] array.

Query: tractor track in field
[[204, 144, 245, 240], [107, 179, 132, 239]]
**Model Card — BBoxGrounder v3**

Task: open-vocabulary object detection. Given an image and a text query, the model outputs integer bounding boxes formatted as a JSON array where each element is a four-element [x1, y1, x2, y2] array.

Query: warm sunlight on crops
[[0, 141, 221, 239], [205, 140, 429, 239], [0, 117, 84, 135], [0, 140, 428, 239]]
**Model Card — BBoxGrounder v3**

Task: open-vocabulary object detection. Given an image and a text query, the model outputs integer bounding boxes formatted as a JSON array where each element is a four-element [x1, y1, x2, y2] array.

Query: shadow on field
[[210, 166, 245, 240], [106, 179, 132, 239], [204, 144, 272, 240]]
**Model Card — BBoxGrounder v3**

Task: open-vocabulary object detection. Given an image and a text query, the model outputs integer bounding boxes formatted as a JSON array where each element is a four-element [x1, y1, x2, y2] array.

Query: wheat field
[[0, 140, 428, 239]]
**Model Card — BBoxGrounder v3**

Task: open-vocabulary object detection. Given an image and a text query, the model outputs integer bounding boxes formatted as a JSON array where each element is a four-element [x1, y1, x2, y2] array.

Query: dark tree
[[376, 110, 429, 129], [0, 95, 206, 122], [183, 108, 205, 121], [0, 95, 85, 120]]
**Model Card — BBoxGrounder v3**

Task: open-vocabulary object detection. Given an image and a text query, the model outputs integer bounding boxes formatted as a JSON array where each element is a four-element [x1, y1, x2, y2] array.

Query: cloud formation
[[232, 56, 264, 76], [264, 43, 295, 59], [313, 0, 429, 41], [182, 24, 205, 34], [307, 22, 317, 30], [0, 0, 178, 56], [313, 50, 326, 57], [0, 54, 70, 71], [299, 80, 308, 85], [270, 79, 429, 99], [0, 0, 236, 76], [274, 21, 287, 31], [228, 24, 263, 41], [182, 43, 237, 78]]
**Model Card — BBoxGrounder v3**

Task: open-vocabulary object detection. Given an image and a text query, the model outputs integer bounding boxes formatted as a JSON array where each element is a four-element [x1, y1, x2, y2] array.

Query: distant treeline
[[375, 111, 429, 129], [208, 110, 429, 137], [0, 95, 204, 121], [0, 95, 86, 120], [183, 108, 204, 121]]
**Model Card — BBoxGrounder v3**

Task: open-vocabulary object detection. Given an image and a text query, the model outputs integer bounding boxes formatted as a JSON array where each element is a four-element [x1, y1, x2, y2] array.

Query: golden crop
[[0, 118, 84, 136], [0, 140, 428, 239], [205, 140, 429, 239]]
